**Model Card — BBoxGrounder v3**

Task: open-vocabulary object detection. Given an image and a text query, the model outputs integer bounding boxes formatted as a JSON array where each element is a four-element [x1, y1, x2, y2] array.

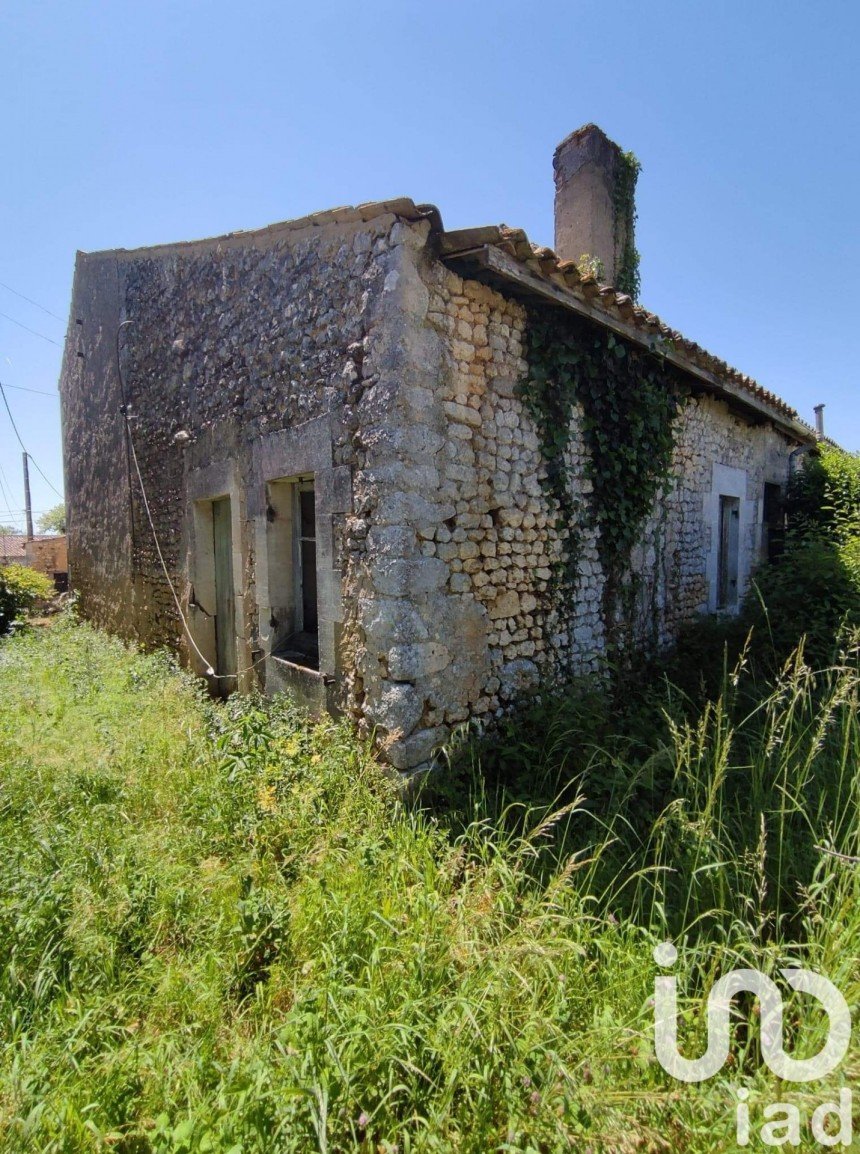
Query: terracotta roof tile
[[0, 536, 27, 559], [438, 219, 811, 432], [81, 195, 811, 437]]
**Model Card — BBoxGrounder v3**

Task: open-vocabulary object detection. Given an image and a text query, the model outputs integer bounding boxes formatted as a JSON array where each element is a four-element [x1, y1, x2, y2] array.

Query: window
[[266, 475, 319, 669], [717, 495, 740, 611], [762, 483, 785, 563]]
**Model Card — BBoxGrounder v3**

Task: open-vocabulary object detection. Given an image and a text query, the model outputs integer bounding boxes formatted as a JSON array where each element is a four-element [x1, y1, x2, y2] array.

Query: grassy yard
[[0, 619, 857, 1152]]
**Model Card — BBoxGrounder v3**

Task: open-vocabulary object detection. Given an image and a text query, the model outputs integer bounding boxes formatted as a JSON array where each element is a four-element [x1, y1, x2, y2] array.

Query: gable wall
[[60, 214, 433, 714]]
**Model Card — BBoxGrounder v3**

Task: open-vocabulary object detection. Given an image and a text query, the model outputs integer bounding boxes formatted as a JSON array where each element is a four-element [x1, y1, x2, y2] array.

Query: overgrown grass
[[0, 618, 858, 1151]]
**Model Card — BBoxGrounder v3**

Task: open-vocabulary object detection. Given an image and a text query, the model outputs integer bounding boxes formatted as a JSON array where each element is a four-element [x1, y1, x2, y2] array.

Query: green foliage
[[519, 309, 684, 635], [445, 627, 860, 939], [613, 150, 642, 299], [648, 446, 860, 685], [785, 444, 860, 544], [738, 446, 860, 668], [745, 537, 860, 666], [0, 524, 23, 537], [0, 563, 54, 635], [575, 252, 604, 281], [37, 502, 67, 535], [0, 621, 858, 1151]]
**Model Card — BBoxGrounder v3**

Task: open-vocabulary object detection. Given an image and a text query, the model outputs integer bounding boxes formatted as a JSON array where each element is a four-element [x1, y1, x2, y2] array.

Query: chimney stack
[[553, 124, 639, 294], [814, 404, 826, 439]]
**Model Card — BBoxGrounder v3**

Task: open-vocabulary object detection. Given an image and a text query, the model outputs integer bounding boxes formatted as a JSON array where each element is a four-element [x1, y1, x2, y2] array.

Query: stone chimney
[[553, 124, 639, 293], [814, 403, 826, 439]]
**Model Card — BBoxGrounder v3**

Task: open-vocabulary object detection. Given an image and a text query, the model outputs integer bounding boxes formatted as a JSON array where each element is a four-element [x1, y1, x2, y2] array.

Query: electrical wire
[[2, 381, 59, 398], [0, 279, 64, 322], [0, 507, 59, 515], [124, 415, 268, 682], [0, 377, 64, 498], [0, 310, 61, 346], [0, 459, 19, 528], [114, 315, 266, 684]]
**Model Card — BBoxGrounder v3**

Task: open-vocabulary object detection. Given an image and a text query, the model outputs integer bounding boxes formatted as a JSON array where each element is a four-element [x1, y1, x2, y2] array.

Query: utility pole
[[22, 451, 33, 540]]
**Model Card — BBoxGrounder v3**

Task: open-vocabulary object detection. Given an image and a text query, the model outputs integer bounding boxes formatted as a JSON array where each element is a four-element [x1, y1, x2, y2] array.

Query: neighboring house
[[0, 536, 27, 568], [59, 124, 816, 772], [0, 534, 68, 590], [25, 536, 69, 591]]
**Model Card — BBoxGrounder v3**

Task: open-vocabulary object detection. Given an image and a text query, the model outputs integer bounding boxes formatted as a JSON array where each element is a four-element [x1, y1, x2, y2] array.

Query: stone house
[[0, 536, 27, 568], [0, 533, 68, 590], [59, 125, 815, 772], [25, 535, 69, 591]]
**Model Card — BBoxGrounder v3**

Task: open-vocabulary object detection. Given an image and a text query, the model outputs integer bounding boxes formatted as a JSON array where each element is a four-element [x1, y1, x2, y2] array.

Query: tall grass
[[0, 618, 857, 1152]]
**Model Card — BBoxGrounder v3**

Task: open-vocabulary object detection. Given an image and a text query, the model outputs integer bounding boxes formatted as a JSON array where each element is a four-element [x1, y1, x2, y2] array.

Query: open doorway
[[717, 495, 741, 611], [265, 475, 319, 669], [211, 496, 237, 691], [191, 495, 237, 696]]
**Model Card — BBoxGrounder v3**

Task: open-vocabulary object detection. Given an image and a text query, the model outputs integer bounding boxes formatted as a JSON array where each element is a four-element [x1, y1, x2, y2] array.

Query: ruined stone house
[[59, 125, 816, 772]]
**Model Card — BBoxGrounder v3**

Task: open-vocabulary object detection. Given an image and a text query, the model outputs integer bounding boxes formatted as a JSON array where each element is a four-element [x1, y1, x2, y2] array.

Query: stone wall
[[350, 235, 798, 770], [60, 210, 434, 714], [60, 209, 799, 776], [24, 536, 68, 579], [629, 394, 792, 649]]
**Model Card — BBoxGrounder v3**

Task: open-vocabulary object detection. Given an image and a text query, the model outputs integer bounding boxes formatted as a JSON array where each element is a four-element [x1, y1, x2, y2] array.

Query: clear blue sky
[[2, 0, 858, 529]]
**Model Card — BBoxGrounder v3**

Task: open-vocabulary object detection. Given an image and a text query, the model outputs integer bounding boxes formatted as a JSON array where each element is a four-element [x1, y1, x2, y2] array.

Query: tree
[[37, 503, 66, 535], [0, 525, 23, 536]]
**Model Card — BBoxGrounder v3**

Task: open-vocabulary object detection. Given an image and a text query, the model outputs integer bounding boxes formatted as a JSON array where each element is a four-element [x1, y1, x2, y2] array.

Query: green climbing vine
[[517, 307, 686, 636], [613, 150, 641, 300]]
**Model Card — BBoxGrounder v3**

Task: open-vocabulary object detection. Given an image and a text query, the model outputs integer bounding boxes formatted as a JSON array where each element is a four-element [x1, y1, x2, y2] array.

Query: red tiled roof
[[85, 196, 812, 440], [0, 536, 27, 559], [437, 221, 813, 437]]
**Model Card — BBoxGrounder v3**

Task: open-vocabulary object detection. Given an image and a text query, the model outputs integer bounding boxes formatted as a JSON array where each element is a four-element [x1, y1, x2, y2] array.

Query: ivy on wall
[[614, 151, 641, 300], [518, 307, 686, 636]]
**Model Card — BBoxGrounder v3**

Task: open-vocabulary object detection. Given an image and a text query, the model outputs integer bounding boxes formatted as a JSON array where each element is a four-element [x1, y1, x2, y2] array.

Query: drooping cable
[[0, 377, 63, 498], [0, 309, 60, 346], [0, 279, 64, 322], [124, 416, 268, 682], [2, 381, 58, 398], [114, 315, 266, 683], [124, 420, 216, 676]]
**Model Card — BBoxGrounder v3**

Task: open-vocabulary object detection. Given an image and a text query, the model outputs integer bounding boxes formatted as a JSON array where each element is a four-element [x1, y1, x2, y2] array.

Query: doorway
[[717, 495, 741, 610], [212, 496, 237, 692]]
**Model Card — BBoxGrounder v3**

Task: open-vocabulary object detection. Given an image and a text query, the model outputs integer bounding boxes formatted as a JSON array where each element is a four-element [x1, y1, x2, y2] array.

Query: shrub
[[0, 564, 55, 635], [784, 444, 860, 543], [732, 447, 860, 668], [743, 536, 860, 665]]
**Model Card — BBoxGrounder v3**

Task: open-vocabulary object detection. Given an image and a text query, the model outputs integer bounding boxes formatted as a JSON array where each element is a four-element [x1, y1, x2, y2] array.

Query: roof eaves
[[438, 227, 814, 443]]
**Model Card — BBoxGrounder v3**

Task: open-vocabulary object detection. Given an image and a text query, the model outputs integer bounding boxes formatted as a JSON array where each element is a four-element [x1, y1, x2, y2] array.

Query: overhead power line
[[0, 377, 63, 498], [0, 279, 64, 322], [2, 381, 59, 398], [0, 507, 59, 515], [0, 310, 61, 347], [0, 459, 18, 526]]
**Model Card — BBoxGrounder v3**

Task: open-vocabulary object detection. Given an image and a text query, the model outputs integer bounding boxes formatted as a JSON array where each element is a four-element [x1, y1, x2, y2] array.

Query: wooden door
[[212, 497, 237, 691], [718, 496, 740, 610]]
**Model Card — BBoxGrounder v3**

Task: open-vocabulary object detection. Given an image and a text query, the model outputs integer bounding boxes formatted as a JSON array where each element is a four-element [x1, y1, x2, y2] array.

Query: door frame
[[185, 461, 249, 693], [212, 495, 238, 692]]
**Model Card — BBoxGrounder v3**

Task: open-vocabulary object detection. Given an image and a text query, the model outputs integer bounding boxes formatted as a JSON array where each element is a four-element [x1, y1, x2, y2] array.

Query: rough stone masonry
[[59, 125, 816, 774]]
